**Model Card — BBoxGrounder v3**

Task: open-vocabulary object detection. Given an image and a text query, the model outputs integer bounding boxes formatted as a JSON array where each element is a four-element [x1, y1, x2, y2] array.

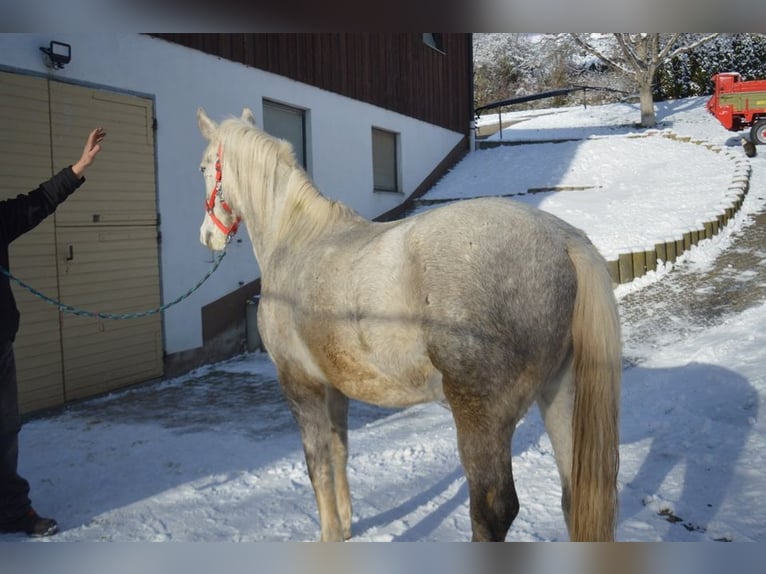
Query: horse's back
[[409, 197, 585, 297], [411, 196, 587, 251]]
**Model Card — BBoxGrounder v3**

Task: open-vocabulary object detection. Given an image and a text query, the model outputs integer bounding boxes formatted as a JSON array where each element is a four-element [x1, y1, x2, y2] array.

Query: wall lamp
[[40, 41, 71, 70]]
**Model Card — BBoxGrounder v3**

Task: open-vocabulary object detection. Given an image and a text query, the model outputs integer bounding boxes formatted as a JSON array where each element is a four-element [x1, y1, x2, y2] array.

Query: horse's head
[[196, 107, 255, 251]]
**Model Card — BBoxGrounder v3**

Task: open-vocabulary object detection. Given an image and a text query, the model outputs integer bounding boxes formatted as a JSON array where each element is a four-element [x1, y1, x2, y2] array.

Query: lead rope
[[0, 249, 227, 320]]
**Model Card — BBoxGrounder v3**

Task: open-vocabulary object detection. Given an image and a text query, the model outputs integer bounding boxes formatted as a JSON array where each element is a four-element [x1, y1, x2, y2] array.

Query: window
[[263, 99, 309, 170], [372, 127, 399, 193], [422, 33, 445, 54]]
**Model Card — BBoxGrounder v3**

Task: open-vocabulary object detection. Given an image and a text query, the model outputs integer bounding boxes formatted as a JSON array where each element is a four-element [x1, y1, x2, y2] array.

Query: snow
[[6, 97, 766, 547]]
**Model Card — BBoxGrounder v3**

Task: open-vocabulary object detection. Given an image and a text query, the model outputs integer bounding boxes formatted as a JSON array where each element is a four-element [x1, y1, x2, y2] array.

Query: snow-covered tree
[[474, 34, 635, 114], [570, 33, 720, 127], [473, 34, 561, 109]]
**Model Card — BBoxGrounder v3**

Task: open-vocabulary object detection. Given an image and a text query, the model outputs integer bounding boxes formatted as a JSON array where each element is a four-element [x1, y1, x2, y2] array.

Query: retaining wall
[[605, 131, 752, 285]]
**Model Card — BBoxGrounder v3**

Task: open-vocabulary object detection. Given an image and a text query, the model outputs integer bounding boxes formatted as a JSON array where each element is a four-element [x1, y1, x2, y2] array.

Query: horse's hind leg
[[446, 385, 520, 541], [279, 371, 350, 541], [536, 359, 575, 536]]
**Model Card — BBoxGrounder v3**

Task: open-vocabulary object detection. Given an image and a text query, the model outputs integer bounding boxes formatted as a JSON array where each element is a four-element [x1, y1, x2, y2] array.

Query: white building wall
[[0, 33, 464, 355]]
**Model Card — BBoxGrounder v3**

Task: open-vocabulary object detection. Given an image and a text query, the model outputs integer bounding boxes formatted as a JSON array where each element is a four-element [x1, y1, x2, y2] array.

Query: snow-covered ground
[[6, 97, 766, 547]]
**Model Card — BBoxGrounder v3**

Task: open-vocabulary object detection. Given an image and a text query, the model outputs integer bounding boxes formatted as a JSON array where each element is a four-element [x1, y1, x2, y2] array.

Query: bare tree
[[570, 33, 720, 127]]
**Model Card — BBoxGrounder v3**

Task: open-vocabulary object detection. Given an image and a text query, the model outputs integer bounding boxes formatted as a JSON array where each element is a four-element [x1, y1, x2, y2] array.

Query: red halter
[[205, 143, 241, 240]]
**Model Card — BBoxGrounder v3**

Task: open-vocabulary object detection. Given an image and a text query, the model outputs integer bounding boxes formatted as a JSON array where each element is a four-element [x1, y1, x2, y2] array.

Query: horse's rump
[[409, 197, 581, 383]]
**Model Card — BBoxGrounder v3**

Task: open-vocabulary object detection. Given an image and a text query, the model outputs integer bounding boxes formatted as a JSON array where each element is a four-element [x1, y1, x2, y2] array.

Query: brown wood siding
[[149, 33, 472, 135]]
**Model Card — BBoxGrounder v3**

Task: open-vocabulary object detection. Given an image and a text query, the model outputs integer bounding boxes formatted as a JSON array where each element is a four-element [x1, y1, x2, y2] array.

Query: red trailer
[[707, 72, 766, 145]]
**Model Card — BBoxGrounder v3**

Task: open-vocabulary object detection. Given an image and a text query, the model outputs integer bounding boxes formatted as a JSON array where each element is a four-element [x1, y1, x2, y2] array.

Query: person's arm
[[71, 127, 106, 179], [0, 127, 106, 244]]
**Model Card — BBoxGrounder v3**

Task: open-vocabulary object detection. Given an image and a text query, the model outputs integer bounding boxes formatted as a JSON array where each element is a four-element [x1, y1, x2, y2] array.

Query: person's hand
[[71, 127, 106, 178]]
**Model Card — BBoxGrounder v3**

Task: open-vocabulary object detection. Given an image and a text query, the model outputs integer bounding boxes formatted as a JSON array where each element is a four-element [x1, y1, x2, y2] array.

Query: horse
[[196, 107, 622, 542]]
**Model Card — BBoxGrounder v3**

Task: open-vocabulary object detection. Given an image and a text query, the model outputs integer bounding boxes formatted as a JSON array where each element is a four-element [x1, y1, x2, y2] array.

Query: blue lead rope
[[0, 250, 227, 320]]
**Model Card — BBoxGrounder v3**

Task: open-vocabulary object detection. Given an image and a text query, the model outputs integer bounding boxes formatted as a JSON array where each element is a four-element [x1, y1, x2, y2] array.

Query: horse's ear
[[197, 107, 217, 140], [241, 108, 256, 126]]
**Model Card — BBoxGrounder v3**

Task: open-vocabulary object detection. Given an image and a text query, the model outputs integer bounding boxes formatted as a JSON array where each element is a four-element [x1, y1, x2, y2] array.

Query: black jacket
[[0, 167, 84, 343]]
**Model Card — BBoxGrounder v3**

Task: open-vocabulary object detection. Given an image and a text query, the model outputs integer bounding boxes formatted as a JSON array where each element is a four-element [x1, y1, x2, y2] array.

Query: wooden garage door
[[0, 71, 163, 412], [50, 82, 158, 226], [55, 227, 162, 400], [50, 81, 162, 402], [0, 72, 65, 411]]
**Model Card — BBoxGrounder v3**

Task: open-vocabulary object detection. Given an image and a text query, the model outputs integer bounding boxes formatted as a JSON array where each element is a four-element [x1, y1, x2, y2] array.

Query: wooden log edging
[[605, 130, 752, 286]]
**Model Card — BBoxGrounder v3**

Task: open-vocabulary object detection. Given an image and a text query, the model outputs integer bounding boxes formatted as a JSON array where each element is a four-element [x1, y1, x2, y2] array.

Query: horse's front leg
[[326, 386, 352, 540], [279, 371, 349, 541]]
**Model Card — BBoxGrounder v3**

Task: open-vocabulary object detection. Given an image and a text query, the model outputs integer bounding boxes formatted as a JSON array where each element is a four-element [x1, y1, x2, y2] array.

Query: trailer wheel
[[751, 120, 766, 145]]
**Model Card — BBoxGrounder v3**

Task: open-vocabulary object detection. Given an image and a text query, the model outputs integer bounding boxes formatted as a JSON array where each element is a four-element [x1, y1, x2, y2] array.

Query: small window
[[263, 99, 308, 170], [372, 128, 399, 193], [423, 33, 445, 54]]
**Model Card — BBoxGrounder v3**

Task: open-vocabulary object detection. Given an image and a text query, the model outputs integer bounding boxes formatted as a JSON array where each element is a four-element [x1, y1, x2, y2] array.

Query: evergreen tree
[[655, 34, 766, 100]]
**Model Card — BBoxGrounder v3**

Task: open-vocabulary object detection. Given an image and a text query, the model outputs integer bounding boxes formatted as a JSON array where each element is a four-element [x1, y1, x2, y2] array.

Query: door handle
[[66, 245, 74, 261]]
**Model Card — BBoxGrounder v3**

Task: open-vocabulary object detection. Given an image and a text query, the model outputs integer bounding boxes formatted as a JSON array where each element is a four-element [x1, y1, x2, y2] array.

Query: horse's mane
[[217, 118, 364, 247]]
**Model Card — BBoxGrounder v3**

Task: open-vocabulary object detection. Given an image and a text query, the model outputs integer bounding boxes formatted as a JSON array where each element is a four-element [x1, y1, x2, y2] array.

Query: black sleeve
[[0, 167, 84, 245]]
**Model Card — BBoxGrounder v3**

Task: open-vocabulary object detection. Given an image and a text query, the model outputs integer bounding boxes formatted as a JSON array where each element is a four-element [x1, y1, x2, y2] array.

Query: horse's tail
[[567, 240, 621, 542]]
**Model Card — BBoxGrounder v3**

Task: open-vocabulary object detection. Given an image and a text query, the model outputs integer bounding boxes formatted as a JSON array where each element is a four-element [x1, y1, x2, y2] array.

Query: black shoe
[[0, 509, 58, 537]]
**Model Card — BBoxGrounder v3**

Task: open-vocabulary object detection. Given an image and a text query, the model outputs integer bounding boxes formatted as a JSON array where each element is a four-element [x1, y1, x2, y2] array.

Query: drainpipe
[[467, 33, 475, 152]]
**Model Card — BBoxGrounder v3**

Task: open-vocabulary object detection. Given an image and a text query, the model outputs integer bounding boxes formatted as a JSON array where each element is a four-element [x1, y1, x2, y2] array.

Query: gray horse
[[196, 108, 621, 542]]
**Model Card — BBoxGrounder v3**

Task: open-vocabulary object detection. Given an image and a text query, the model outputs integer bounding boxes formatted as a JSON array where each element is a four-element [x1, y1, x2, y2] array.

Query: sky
[[4, 96, 765, 547]]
